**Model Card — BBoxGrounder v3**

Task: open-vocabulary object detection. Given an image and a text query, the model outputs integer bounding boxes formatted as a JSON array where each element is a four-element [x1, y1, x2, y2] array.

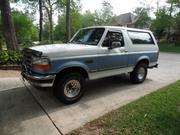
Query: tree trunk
[[167, 3, 173, 41], [0, 35, 3, 50], [0, 36, 3, 51], [66, 0, 71, 42], [39, 0, 43, 42], [0, 0, 18, 51], [49, 5, 53, 44], [46, 0, 54, 44]]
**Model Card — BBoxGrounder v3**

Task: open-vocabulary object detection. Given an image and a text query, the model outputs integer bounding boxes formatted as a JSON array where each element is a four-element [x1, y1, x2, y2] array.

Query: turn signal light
[[32, 64, 50, 70]]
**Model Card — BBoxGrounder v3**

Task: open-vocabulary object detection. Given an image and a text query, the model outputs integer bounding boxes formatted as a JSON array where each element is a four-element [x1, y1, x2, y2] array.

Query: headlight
[[32, 57, 50, 66], [32, 57, 50, 70]]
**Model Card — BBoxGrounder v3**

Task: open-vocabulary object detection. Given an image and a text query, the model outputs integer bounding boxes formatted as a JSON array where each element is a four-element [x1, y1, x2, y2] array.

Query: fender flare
[[136, 56, 150, 66], [56, 61, 90, 77]]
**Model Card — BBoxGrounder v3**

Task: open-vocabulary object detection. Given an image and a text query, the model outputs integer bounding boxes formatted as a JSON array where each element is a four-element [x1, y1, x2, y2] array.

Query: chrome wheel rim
[[64, 80, 81, 98], [138, 67, 145, 80]]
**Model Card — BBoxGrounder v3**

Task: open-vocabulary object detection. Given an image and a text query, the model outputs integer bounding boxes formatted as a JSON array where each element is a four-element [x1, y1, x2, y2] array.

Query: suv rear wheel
[[54, 72, 85, 104], [130, 63, 148, 84]]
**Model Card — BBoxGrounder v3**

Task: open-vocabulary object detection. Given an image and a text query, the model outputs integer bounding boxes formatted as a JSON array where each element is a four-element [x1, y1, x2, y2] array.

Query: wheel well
[[136, 59, 149, 66], [55, 67, 89, 80]]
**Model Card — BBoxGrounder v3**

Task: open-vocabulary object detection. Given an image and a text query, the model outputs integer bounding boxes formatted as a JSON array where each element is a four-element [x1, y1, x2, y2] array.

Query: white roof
[[83, 26, 152, 33]]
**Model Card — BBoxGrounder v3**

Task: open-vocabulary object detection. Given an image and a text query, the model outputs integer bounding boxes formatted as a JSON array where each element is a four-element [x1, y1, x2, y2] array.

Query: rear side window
[[128, 31, 154, 45]]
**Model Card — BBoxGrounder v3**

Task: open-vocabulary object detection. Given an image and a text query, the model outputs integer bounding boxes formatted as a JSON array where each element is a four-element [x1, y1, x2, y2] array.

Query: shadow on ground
[[0, 87, 59, 135], [25, 75, 153, 113]]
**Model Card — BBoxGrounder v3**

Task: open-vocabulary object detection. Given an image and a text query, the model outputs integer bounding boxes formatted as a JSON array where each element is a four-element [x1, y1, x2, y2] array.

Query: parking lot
[[0, 52, 180, 135]]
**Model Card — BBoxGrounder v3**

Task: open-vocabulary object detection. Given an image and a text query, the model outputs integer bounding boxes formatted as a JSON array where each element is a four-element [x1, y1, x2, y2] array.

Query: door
[[97, 30, 128, 71]]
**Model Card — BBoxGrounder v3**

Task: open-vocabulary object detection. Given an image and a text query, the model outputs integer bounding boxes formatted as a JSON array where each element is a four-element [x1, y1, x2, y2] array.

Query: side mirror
[[109, 41, 122, 49]]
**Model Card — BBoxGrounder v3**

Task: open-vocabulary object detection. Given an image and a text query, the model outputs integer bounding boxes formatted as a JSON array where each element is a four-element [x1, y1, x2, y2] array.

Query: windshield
[[70, 28, 105, 45]]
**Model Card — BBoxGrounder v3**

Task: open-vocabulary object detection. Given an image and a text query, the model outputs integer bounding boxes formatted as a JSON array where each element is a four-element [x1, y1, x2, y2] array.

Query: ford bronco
[[21, 26, 159, 104]]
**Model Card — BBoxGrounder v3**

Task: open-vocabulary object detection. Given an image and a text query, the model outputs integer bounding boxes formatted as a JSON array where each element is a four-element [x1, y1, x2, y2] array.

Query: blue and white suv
[[21, 26, 159, 104]]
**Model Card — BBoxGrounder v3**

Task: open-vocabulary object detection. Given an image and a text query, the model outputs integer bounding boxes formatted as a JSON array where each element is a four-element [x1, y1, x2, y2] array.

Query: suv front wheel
[[130, 63, 148, 84], [54, 72, 85, 104]]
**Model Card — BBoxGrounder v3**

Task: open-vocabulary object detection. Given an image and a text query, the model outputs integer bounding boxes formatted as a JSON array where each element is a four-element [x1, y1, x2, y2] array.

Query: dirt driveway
[[0, 52, 180, 135]]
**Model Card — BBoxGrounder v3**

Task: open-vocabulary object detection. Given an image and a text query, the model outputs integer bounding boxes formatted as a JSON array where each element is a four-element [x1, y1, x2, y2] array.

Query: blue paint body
[[32, 52, 158, 75]]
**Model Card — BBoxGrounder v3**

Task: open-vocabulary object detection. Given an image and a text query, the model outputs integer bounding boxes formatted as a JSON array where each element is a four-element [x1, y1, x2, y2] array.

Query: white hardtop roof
[[83, 26, 152, 33]]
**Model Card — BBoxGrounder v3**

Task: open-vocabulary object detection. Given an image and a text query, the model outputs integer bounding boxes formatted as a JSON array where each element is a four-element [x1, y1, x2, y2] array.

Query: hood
[[30, 43, 98, 59]]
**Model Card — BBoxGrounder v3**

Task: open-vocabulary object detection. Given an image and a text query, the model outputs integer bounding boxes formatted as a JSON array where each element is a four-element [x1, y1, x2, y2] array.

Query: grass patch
[[70, 81, 180, 135], [159, 43, 180, 53]]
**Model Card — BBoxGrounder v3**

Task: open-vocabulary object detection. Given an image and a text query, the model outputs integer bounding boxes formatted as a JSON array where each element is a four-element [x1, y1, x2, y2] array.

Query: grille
[[21, 48, 42, 74], [22, 50, 32, 73]]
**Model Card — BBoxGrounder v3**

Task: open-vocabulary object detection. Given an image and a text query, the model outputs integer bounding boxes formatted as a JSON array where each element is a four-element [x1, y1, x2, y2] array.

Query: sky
[[81, 0, 167, 16], [11, 0, 167, 24]]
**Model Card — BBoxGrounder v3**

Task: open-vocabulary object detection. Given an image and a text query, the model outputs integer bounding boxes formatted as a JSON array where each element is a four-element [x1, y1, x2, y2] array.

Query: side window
[[128, 31, 154, 45], [102, 31, 124, 47]]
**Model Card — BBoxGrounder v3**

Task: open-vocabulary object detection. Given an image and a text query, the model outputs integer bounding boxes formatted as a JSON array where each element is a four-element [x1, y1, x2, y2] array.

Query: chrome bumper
[[22, 72, 56, 87]]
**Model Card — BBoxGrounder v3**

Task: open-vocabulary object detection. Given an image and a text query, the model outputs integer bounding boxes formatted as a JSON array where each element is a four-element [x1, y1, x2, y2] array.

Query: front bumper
[[22, 72, 56, 87]]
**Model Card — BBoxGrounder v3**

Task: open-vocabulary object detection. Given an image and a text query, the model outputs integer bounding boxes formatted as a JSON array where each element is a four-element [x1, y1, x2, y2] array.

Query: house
[[111, 12, 138, 28]]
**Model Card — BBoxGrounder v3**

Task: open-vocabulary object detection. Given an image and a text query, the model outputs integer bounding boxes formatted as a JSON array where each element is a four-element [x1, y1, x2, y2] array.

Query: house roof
[[112, 12, 138, 26]]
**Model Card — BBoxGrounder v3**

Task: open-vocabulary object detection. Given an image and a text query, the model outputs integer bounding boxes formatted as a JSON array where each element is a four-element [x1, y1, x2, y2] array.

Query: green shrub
[[0, 50, 21, 65], [19, 41, 35, 50], [39, 40, 52, 45]]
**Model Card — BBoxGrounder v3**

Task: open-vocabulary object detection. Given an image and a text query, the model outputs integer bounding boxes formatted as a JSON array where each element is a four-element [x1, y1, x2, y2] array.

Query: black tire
[[54, 72, 85, 105], [130, 63, 148, 84]]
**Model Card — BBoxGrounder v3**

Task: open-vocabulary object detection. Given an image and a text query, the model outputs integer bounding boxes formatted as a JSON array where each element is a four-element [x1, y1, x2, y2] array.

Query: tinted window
[[128, 31, 154, 45], [102, 31, 124, 47], [70, 28, 105, 46]]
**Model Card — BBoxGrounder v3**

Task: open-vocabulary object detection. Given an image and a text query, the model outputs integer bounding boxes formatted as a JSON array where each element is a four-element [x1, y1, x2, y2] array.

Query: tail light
[[157, 51, 159, 60]]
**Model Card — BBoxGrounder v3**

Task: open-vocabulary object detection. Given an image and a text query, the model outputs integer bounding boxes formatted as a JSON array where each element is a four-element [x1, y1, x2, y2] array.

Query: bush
[[19, 41, 35, 50], [0, 50, 21, 65]]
